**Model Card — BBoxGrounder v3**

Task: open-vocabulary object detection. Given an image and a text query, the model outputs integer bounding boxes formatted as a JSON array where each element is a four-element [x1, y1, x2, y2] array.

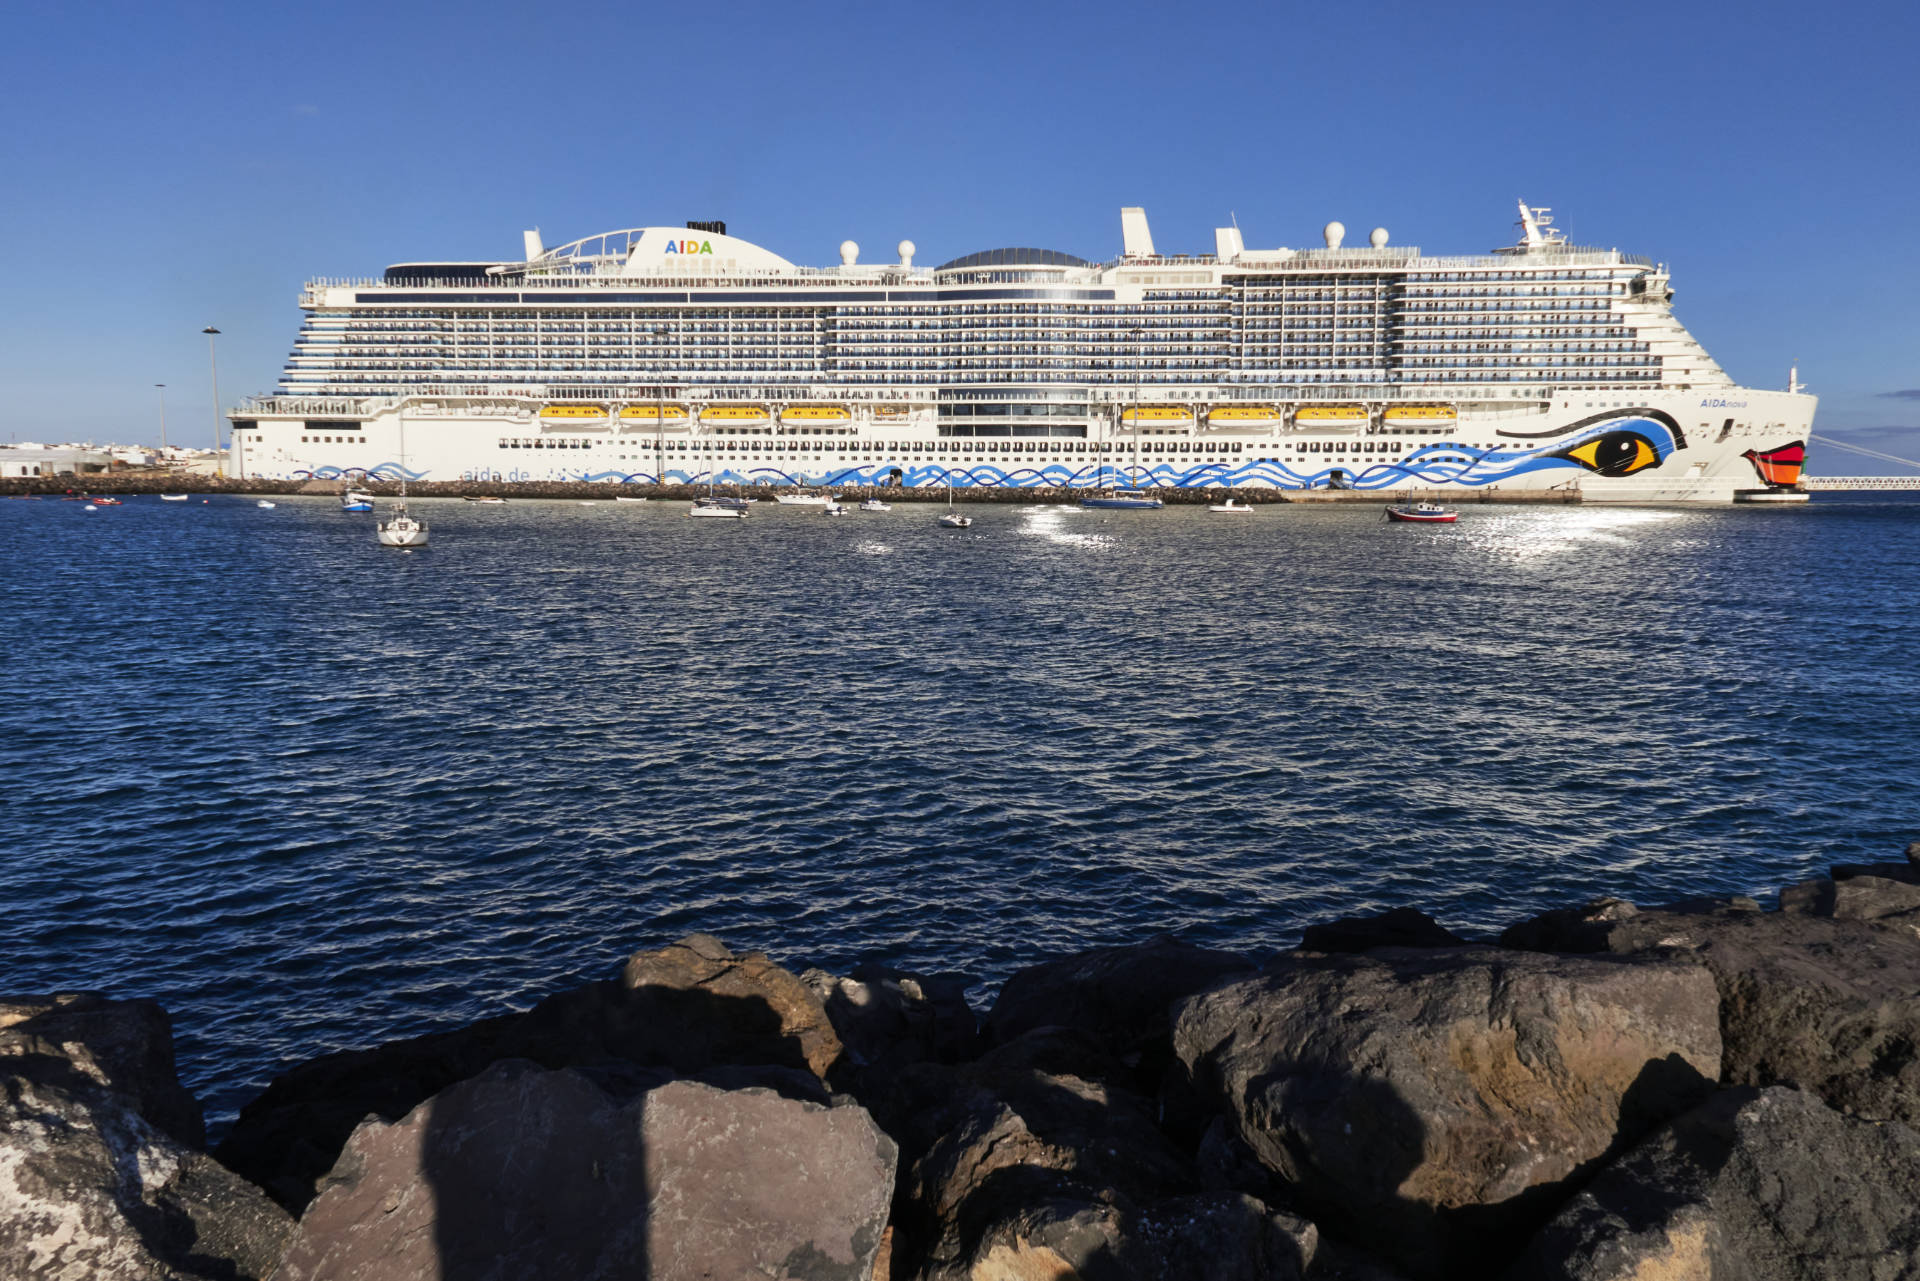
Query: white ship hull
[[231, 386, 1813, 504]]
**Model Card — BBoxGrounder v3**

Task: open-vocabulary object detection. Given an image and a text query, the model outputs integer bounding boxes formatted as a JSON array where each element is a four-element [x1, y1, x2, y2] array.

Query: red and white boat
[[1385, 501, 1457, 523]]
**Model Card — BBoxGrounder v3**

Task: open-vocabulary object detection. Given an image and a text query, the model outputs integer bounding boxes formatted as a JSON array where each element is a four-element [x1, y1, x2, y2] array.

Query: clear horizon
[[2, 0, 1914, 470]]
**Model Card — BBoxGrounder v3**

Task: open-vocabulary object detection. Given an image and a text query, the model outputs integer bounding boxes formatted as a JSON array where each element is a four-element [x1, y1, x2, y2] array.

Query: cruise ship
[[229, 202, 1814, 501]]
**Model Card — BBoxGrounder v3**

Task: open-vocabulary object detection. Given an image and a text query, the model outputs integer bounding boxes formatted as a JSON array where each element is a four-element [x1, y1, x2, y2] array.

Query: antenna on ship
[[1789, 360, 1805, 395], [1512, 199, 1566, 252]]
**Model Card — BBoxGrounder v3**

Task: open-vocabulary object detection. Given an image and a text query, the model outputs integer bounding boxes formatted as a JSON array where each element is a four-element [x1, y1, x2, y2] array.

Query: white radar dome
[[898, 239, 916, 267], [839, 240, 859, 266], [1323, 221, 1346, 250], [1370, 227, 1389, 248]]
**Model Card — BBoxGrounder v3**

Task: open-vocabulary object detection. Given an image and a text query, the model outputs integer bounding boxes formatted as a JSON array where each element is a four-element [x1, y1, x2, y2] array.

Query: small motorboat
[[464, 495, 507, 504], [341, 499, 374, 512], [690, 497, 747, 518], [256, 500, 277, 509], [858, 498, 891, 512], [612, 496, 647, 503], [776, 493, 829, 506], [1080, 488, 1163, 510], [93, 497, 122, 506], [160, 494, 189, 502], [83, 503, 99, 511], [938, 511, 973, 529], [345, 487, 375, 503], [822, 501, 851, 516], [1386, 501, 1458, 523], [1208, 498, 1254, 513]]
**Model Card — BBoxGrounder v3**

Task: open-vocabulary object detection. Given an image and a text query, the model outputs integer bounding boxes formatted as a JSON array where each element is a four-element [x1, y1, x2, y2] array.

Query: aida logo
[[663, 239, 714, 255]]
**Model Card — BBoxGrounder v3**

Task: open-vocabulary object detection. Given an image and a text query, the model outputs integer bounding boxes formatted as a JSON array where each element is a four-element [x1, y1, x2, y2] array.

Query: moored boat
[[1080, 488, 1163, 510], [858, 498, 891, 512], [1385, 501, 1458, 523], [690, 497, 746, 518], [159, 493, 189, 502], [1208, 497, 1254, 513]]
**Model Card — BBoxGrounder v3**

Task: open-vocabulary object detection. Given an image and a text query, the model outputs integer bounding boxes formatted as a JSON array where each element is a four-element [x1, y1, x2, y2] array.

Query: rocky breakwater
[[9, 844, 1920, 1278]]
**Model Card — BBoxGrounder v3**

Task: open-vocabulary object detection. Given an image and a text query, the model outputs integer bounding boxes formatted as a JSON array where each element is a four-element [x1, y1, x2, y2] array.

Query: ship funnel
[[1214, 227, 1244, 260], [1121, 207, 1155, 257], [523, 229, 544, 262]]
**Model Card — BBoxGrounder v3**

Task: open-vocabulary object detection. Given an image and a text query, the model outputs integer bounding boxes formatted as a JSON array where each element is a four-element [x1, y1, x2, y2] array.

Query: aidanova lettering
[[663, 239, 713, 255]]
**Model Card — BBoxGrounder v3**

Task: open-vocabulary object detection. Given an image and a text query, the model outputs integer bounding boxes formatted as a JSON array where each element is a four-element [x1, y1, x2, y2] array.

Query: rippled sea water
[[4, 492, 1917, 1127]]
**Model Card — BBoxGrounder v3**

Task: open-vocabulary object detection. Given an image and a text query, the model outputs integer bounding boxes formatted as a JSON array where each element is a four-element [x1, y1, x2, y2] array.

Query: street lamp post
[[202, 327, 222, 476], [154, 384, 167, 451]]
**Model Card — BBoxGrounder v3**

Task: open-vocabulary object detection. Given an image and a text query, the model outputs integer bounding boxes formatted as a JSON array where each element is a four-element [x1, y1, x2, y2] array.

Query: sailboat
[[1081, 392, 1163, 509], [937, 466, 971, 528], [376, 407, 429, 546], [689, 438, 746, 517]]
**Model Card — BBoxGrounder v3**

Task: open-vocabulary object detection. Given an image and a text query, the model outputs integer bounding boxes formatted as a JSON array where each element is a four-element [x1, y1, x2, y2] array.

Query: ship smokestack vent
[[686, 220, 727, 236]]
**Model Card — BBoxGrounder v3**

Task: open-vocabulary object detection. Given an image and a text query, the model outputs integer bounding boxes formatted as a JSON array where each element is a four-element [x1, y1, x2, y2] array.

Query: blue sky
[[2, 0, 1915, 469]]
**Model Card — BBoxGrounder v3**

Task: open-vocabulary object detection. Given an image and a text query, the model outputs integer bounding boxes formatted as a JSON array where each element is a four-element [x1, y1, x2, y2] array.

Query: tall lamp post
[[201, 327, 223, 476], [154, 384, 168, 451]]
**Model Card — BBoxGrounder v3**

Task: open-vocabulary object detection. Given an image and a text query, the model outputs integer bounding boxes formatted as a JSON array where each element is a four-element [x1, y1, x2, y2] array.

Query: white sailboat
[[689, 438, 746, 517], [376, 404, 429, 547], [937, 467, 971, 528]]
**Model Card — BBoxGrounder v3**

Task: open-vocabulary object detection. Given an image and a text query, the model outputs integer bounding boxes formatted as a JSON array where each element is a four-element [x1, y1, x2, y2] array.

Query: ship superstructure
[[230, 203, 1814, 500]]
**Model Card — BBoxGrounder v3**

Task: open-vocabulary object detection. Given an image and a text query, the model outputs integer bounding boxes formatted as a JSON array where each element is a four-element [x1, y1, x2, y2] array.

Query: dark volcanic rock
[[964, 1190, 1318, 1281], [0, 993, 204, 1147], [277, 1060, 895, 1281], [1513, 1086, 1920, 1280], [1780, 874, 1920, 920], [802, 960, 978, 1085], [1299, 907, 1473, 953], [620, 932, 844, 1078], [881, 1019, 1335, 1280], [1833, 860, 1920, 885], [217, 932, 844, 1212], [1500, 898, 1920, 1126], [1173, 947, 1721, 1280], [0, 1072, 293, 1280], [984, 935, 1255, 1084]]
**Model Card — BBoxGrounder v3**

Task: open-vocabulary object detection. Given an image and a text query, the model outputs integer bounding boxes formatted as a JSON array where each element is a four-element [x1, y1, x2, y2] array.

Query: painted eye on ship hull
[[1555, 430, 1662, 477]]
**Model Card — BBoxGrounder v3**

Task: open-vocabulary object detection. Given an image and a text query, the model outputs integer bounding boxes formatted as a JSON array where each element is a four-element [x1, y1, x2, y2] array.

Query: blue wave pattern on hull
[[539, 417, 1681, 489], [295, 464, 428, 482]]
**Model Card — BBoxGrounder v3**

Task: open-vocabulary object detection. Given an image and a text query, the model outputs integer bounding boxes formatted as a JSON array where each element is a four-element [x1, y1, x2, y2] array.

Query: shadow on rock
[[216, 934, 843, 1214]]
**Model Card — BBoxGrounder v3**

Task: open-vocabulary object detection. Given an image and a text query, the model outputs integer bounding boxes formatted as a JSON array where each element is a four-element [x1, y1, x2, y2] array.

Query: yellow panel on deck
[[1208, 406, 1282, 422], [1295, 406, 1369, 422], [701, 406, 772, 421], [1382, 405, 1458, 422], [782, 406, 852, 421], [539, 405, 609, 419], [1121, 406, 1195, 423], [619, 406, 689, 420]]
